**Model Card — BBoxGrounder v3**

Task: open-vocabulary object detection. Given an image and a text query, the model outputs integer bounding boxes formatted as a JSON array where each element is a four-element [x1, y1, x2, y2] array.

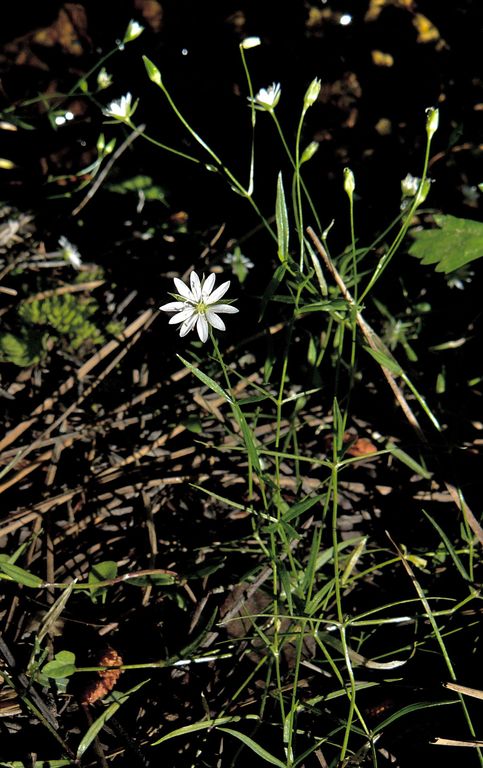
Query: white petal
[[190, 271, 202, 301], [209, 303, 239, 314], [196, 315, 209, 343], [202, 273, 216, 298], [179, 314, 198, 337], [169, 308, 195, 325], [206, 310, 226, 331], [205, 280, 230, 304], [159, 301, 187, 312], [174, 277, 193, 300]]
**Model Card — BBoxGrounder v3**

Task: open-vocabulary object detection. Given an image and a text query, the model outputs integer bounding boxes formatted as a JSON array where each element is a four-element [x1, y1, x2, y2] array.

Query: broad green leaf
[[409, 214, 483, 273], [219, 728, 286, 767], [77, 680, 148, 758], [0, 562, 44, 588], [177, 356, 233, 403], [42, 650, 77, 679], [276, 172, 289, 263], [386, 443, 432, 479]]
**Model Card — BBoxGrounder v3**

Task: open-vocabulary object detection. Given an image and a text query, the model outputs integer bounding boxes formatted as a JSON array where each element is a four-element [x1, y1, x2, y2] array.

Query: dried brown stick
[[0, 309, 157, 486], [0, 308, 155, 455]]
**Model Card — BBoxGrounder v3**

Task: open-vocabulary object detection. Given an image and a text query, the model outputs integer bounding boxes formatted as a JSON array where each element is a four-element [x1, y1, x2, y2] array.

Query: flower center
[[195, 301, 207, 314]]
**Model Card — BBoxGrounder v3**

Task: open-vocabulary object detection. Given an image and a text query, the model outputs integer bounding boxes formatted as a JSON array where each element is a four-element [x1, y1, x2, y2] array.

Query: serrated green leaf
[[409, 214, 483, 273]]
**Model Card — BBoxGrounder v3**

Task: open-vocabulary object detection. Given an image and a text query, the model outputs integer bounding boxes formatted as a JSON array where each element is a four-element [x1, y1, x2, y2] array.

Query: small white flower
[[401, 173, 421, 197], [223, 251, 254, 270], [123, 20, 144, 43], [446, 266, 474, 290], [249, 82, 281, 111], [103, 93, 135, 121], [97, 68, 113, 90], [223, 249, 254, 284], [59, 236, 82, 269], [160, 271, 239, 343], [240, 36, 261, 50]]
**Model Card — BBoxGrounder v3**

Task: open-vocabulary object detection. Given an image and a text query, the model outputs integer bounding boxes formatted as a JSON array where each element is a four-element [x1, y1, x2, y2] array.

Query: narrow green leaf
[[219, 727, 286, 767], [177, 356, 233, 403], [235, 405, 262, 475], [423, 510, 470, 581], [0, 562, 44, 588], [386, 443, 432, 479], [36, 581, 76, 645], [276, 172, 289, 263], [374, 699, 455, 734], [298, 300, 348, 313], [283, 494, 325, 523], [152, 716, 252, 746], [364, 345, 402, 375], [77, 680, 148, 758]]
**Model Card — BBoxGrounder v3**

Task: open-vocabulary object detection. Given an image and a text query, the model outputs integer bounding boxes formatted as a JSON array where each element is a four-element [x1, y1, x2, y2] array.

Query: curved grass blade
[[76, 680, 148, 759], [219, 727, 287, 767]]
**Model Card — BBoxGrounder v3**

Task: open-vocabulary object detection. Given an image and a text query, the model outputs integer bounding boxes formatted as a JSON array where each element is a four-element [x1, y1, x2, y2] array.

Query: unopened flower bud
[[143, 56, 162, 87], [303, 77, 321, 109], [97, 68, 112, 90], [300, 141, 319, 164], [343, 167, 355, 197], [425, 107, 439, 140]]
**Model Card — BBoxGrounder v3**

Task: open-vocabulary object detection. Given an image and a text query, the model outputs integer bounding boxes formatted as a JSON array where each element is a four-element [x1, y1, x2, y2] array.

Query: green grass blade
[[219, 727, 287, 767]]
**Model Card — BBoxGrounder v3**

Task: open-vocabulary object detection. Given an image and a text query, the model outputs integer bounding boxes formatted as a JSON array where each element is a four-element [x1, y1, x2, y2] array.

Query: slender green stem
[[270, 112, 322, 231], [359, 129, 434, 302]]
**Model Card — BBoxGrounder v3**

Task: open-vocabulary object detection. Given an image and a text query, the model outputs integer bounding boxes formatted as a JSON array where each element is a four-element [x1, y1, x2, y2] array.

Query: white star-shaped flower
[[58, 236, 82, 269], [160, 271, 239, 343], [103, 93, 134, 121], [249, 82, 281, 111]]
